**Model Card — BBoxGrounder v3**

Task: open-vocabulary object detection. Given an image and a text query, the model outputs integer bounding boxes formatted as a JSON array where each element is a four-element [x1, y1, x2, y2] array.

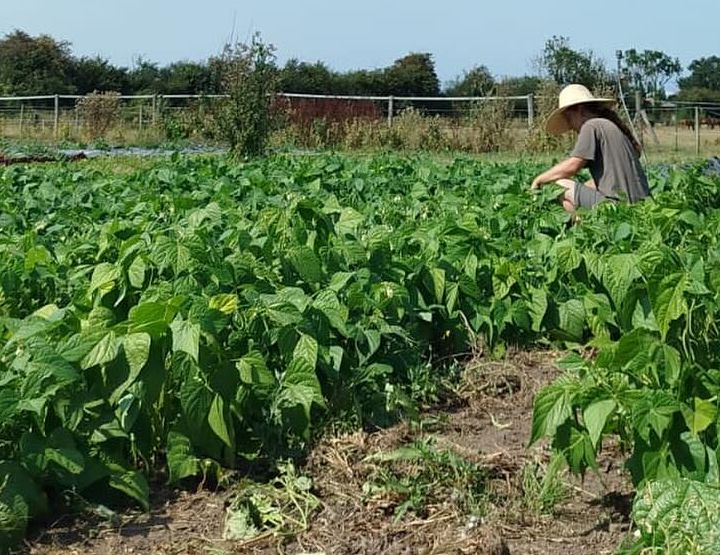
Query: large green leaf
[[632, 392, 681, 442], [81, 331, 119, 369], [651, 272, 688, 340], [583, 399, 616, 448], [166, 429, 201, 483], [530, 376, 579, 444], [170, 319, 200, 362], [128, 302, 177, 337], [89, 263, 120, 296], [108, 470, 150, 511], [633, 478, 720, 554], [208, 395, 234, 449], [288, 246, 323, 284], [602, 253, 641, 308]]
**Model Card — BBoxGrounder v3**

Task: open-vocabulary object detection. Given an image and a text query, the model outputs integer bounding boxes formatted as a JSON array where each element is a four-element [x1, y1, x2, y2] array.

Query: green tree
[[384, 53, 440, 96], [0, 30, 75, 94], [335, 69, 386, 95], [678, 56, 720, 91], [540, 36, 608, 90], [445, 65, 495, 96], [161, 61, 219, 94], [279, 59, 336, 94], [70, 56, 130, 94], [622, 49, 681, 100], [127, 57, 163, 94], [497, 75, 542, 96]]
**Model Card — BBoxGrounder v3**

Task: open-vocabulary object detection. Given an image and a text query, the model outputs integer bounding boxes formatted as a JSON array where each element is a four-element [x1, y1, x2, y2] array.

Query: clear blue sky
[[2, 0, 718, 86]]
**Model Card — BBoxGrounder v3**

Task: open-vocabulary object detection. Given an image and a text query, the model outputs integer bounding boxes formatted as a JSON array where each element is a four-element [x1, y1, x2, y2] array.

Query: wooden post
[[387, 96, 394, 127], [53, 94, 60, 140], [695, 106, 701, 156], [674, 106, 678, 152], [19, 104, 24, 137], [139, 104, 143, 131], [635, 91, 643, 149], [152, 94, 157, 127], [527, 94, 535, 129]]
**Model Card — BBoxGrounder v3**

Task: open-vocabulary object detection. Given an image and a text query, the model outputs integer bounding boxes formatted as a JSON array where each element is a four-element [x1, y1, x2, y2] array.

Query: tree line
[[1, 30, 719, 102]]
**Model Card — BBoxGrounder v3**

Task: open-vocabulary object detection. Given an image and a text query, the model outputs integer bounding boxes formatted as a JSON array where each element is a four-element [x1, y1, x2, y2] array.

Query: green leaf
[[293, 333, 318, 368], [557, 299, 585, 342], [128, 302, 177, 337], [530, 376, 578, 444], [632, 392, 680, 442], [81, 331, 119, 369], [180, 367, 213, 438], [336, 207, 365, 236], [528, 286, 547, 332], [236, 352, 276, 390], [209, 293, 238, 315], [24, 245, 52, 271], [602, 253, 641, 308], [208, 395, 234, 449], [633, 479, 720, 553], [128, 256, 146, 288], [583, 399, 616, 447], [554, 422, 598, 474], [108, 470, 149, 511], [223, 504, 260, 541], [89, 263, 120, 296], [652, 272, 688, 340], [683, 398, 717, 435], [122, 333, 151, 381], [279, 356, 326, 419], [170, 319, 200, 362], [429, 267, 445, 304], [166, 430, 201, 483], [313, 289, 348, 336], [288, 246, 323, 284]]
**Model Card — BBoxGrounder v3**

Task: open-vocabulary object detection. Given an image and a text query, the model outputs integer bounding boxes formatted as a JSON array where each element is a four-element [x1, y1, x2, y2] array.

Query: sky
[[2, 0, 718, 87]]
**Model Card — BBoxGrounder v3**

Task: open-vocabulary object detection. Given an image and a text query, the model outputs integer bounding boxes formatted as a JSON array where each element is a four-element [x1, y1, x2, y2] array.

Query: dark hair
[[584, 103, 642, 155]]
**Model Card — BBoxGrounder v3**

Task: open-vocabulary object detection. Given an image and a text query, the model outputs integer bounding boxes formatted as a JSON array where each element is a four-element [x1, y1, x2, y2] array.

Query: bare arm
[[531, 157, 586, 189]]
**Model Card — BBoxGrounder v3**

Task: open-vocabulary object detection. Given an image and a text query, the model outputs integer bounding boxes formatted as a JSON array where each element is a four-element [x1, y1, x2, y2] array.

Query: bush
[[211, 33, 278, 158], [75, 91, 121, 139]]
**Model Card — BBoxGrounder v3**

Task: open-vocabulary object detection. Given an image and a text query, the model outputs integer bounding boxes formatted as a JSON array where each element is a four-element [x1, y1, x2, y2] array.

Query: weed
[[362, 438, 487, 522], [222, 461, 320, 541], [520, 453, 568, 516]]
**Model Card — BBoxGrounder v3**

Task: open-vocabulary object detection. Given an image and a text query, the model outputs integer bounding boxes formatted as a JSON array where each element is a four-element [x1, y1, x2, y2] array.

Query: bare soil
[[25, 351, 634, 555]]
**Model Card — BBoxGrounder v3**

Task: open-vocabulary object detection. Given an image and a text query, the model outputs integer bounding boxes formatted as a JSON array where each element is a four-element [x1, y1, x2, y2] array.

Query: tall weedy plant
[[212, 33, 278, 158]]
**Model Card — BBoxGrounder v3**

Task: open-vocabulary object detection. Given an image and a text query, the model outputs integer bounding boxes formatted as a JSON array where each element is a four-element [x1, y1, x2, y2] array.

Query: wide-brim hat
[[546, 84, 615, 135]]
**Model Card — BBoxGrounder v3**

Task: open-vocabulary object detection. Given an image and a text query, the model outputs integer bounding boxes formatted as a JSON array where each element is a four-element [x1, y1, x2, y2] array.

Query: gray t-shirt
[[570, 118, 650, 203]]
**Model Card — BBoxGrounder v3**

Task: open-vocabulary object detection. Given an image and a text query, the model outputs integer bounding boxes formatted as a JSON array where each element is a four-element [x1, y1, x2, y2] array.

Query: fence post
[[53, 94, 60, 139], [634, 91, 643, 149], [695, 106, 701, 156], [139, 104, 143, 131], [152, 94, 157, 127], [527, 94, 534, 129], [387, 96, 394, 127]]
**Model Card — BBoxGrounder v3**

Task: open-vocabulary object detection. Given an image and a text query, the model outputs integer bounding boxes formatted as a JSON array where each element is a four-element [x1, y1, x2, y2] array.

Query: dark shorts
[[573, 182, 618, 208]]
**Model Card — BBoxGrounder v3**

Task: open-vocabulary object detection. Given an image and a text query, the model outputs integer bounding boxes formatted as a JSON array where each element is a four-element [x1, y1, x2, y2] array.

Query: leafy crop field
[[1, 153, 720, 553]]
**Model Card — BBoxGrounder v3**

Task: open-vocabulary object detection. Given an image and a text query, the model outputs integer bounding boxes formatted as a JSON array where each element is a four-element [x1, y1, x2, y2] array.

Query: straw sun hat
[[545, 84, 615, 135]]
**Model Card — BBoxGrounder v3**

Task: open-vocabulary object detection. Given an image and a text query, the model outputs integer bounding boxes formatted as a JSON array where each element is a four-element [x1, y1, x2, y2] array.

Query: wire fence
[[0, 92, 718, 156]]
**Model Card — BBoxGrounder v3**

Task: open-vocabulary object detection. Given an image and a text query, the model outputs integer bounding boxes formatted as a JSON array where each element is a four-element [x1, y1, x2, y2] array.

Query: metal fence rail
[[0, 92, 718, 155]]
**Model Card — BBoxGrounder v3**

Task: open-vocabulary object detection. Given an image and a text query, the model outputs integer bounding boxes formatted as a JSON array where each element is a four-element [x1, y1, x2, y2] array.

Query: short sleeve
[[570, 122, 597, 161]]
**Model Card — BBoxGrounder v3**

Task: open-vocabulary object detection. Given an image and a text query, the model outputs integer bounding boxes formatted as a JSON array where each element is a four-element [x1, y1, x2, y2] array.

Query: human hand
[[530, 177, 543, 190]]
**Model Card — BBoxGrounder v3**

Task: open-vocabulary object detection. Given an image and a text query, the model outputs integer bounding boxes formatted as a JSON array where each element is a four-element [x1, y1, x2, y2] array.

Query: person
[[530, 84, 650, 212]]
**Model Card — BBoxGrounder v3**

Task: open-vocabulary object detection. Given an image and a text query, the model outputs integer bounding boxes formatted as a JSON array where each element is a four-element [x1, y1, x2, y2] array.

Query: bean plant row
[[1, 153, 719, 552]]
